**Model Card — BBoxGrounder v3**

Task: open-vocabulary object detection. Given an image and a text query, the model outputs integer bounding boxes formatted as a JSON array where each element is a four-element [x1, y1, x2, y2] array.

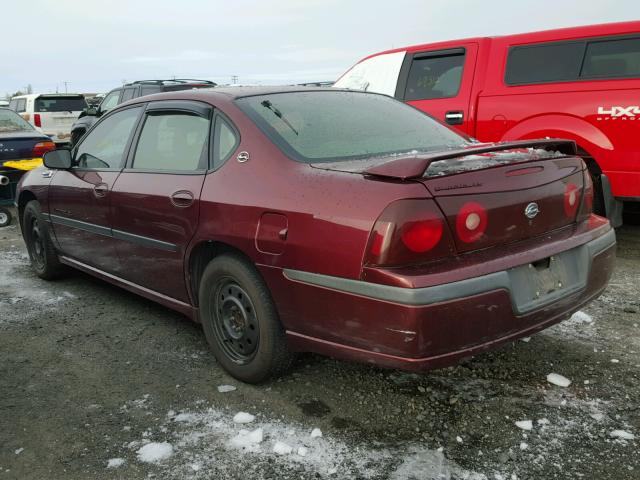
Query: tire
[[0, 207, 11, 227], [199, 253, 295, 383], [22, 200, 64, 280]]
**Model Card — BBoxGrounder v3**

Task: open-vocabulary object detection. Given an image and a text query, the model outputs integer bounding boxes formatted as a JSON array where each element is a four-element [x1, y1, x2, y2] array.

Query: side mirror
[[86, 107, 98, 116], [43, 149, 72, 169]]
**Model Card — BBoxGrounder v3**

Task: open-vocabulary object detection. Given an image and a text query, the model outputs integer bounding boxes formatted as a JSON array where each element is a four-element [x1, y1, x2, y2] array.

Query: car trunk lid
[[0, 132, 47, 162]]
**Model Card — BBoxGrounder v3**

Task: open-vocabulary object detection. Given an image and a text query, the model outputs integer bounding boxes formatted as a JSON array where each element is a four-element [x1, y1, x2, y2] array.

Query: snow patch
[[273, 441, 293, 455], [106, 458, 125, 468], [547, 373, 571, 387], [233, 412, 255, 424], [217, 384, 237, 393], [136, 442, 174, 463], [310, 427, 323, 438], [515, 420, 533, 431], [610, 430, 635, 440]]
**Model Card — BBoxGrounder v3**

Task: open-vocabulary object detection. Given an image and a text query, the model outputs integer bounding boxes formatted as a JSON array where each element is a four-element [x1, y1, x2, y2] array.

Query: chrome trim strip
[[284, 229, 616, 313]]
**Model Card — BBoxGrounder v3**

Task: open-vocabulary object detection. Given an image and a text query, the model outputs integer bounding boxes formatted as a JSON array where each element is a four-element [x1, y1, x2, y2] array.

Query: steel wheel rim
[[0, 212, 7, 225], [30, 217, 46, 269], [211, 278, 259, 363]]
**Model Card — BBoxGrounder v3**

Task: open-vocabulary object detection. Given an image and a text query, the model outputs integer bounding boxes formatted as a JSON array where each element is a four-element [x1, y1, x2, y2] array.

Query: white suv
[[9, 94, 87, 144]]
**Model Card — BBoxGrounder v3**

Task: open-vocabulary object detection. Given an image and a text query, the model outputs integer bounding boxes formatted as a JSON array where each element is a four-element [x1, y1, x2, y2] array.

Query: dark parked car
[[17, 87, 615, 383], [70, 79, 216, 145]]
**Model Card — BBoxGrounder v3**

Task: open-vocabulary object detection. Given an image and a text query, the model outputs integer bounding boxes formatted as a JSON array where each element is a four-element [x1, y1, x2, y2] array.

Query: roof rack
[[128, 79, 217, 86]]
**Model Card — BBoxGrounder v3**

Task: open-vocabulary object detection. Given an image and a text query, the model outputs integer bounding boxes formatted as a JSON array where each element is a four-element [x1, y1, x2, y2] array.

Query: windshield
[[236, 91, 467, 163], [0, 109, 34, 132], [35, 96, 87, 112]]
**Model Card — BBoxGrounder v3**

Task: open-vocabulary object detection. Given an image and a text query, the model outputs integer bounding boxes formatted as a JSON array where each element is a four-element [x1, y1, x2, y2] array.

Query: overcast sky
[[2, 0, 639, 96]]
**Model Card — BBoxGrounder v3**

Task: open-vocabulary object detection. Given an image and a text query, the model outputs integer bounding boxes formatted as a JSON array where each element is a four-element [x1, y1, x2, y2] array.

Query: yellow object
[[2, 158, 43, 171]]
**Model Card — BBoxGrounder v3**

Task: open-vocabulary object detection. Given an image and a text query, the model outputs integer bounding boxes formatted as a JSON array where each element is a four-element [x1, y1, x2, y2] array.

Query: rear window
[[0, 109, 34, 132], [35, 96, 86, 112], [506, 35, 640, 85], [582, 37, 640, 79], [236, 91, 466, 163], [505, 42, 584, 85]]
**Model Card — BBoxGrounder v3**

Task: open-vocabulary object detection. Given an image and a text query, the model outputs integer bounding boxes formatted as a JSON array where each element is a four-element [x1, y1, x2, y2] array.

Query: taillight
[[563, 183, 580, 218], [31, 141, 56, 158], [365, 199, 454, 266], [34, 113, 42, 128], [455, 201, 487, 243], [577, 170, 594, 222]]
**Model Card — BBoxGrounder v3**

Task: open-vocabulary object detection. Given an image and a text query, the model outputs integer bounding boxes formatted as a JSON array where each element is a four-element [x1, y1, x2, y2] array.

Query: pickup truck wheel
[[0, 207, 11, 227], [23, 201, 64, 280], [199, 253, 295, 383]]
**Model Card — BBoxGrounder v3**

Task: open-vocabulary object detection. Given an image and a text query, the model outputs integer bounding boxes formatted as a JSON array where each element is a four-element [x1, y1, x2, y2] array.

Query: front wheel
[[199, 254, 295, 383], [22, 200, 64, 279]]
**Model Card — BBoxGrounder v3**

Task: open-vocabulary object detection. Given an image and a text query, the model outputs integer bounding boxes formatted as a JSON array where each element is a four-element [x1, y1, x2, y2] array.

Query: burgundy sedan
[[16, 87, 616, 383]]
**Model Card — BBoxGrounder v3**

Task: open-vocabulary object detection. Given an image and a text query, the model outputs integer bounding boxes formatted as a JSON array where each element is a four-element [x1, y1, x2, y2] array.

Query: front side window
[[404, 52, 465, 100], [236, 91, 466, 163], [35, 96, 86, 112], [582, 37, 640, 78], [333, 51, 406, 97], [506, 41, 585, 85], [99, 90, 121, 112], [120, 87, 137, 102], [132, 113, 209, 171], [75, 107, 141, 169]]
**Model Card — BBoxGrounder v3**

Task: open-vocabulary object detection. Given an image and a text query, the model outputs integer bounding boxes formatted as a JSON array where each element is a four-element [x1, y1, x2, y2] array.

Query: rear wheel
[[0, 207, 11, 227], [22, 200, 64, 279], [199, 254, 295, 383]]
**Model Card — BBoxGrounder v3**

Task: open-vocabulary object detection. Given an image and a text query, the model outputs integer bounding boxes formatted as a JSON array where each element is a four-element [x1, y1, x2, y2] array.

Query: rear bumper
[[263, 225, 616, 371]]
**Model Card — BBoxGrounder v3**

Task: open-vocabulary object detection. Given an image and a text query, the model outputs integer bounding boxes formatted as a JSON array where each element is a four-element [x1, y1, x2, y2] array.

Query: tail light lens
[[365, 199, 454, 267], [455, 201, 488, 243], [563, 182, 581, 218], [31, 141, 56, 158], [34, 113, 42, 128], [577, 170, 594, 222]]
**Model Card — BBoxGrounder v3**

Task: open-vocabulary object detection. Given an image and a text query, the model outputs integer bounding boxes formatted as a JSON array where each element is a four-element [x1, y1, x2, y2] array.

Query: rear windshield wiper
[[260, 100, 299, 136]]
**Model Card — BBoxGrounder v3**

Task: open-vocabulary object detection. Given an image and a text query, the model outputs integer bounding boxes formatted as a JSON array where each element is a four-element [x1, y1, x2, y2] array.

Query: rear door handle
[[93, 183, 108, 197], [445, 111, 464, 125], [170, 190, 194, 208]]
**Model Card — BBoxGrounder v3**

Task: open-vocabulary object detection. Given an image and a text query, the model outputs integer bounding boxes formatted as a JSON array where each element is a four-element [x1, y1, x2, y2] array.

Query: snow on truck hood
[[310, 139, 576, 180]]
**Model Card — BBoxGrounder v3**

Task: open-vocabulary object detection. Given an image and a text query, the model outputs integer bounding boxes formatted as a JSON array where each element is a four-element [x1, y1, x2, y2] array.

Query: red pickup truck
[[335, 21, 640, 226]]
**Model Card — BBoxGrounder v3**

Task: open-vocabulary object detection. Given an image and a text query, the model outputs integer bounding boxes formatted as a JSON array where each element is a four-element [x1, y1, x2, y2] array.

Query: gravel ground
[[1, 209, 638, 479]]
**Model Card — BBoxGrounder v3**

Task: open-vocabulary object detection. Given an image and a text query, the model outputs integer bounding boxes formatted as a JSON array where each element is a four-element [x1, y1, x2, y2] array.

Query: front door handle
[[93, 183, 108, 197], [170, 190, 194, 208], [445, 111, 464, 125]]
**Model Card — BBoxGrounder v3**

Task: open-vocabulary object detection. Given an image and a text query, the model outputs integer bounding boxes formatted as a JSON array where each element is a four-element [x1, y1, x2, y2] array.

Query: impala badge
[[525, 202, 539, 219]]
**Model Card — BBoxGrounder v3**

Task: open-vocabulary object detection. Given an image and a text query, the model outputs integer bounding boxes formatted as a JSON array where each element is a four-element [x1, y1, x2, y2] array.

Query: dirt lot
[[1, 209, 638, 480]]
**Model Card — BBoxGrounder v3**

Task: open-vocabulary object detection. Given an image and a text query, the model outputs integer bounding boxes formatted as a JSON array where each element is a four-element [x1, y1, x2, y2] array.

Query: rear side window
[[121, 87, 137, 102], [582, 37, 640, 78], [132, 113, 209, 171], [140, 85, 161, 96], [212, 117, 239, 169], [35, 96, 86, 112], [404, 51, 465, 100], [75, 107, 142, 169], [11, 99, 26, 112], [505, 42, 584, 85]]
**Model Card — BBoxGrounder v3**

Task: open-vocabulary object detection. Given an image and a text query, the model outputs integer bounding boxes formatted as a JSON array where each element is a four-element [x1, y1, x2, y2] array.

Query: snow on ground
[[546, 373, 572, 388], [0, 245, 74, 323], [113, 401, 488, 479], [544, 309, 597, 341], [106, 458, 125, 468]]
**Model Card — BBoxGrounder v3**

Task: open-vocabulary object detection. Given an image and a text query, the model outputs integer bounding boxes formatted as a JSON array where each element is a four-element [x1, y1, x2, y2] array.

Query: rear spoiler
[[363, 139, 577, 180]]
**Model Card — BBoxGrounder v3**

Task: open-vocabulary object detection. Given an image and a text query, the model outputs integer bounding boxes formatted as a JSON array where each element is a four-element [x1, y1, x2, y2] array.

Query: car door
[[109, 101, 211, 302], [395, 43, 478, 135], [47, 105, 143, 273]]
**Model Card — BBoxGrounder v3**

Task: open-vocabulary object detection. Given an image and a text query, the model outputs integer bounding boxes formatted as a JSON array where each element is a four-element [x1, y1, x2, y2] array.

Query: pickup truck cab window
[[582, 36, 640, 78], [132, 112, 209, 171], [404, 51, 465, 100], [75, 106, 142, 169]]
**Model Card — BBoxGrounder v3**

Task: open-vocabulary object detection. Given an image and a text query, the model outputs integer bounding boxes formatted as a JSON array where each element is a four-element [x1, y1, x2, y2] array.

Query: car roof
[[10, 93, 85, 100], [189, 85, 345, 99]]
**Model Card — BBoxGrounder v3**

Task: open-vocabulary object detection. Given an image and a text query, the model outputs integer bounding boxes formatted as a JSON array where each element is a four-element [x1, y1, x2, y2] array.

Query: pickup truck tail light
[[365, 199, 454, 267], [33, 113, 42, 128], [32, 141, 56, 158]]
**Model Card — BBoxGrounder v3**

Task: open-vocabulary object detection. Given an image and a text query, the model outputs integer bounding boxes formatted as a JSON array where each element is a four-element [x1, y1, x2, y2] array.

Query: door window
[[212, 117, 239, 169], [120, 87, 137, 102], [99, 90, 121, 113], [132, 112, 209, 171], [12, 99, 27, 112], [74, 107, 142, 169], [404, 52, 465, 100]]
